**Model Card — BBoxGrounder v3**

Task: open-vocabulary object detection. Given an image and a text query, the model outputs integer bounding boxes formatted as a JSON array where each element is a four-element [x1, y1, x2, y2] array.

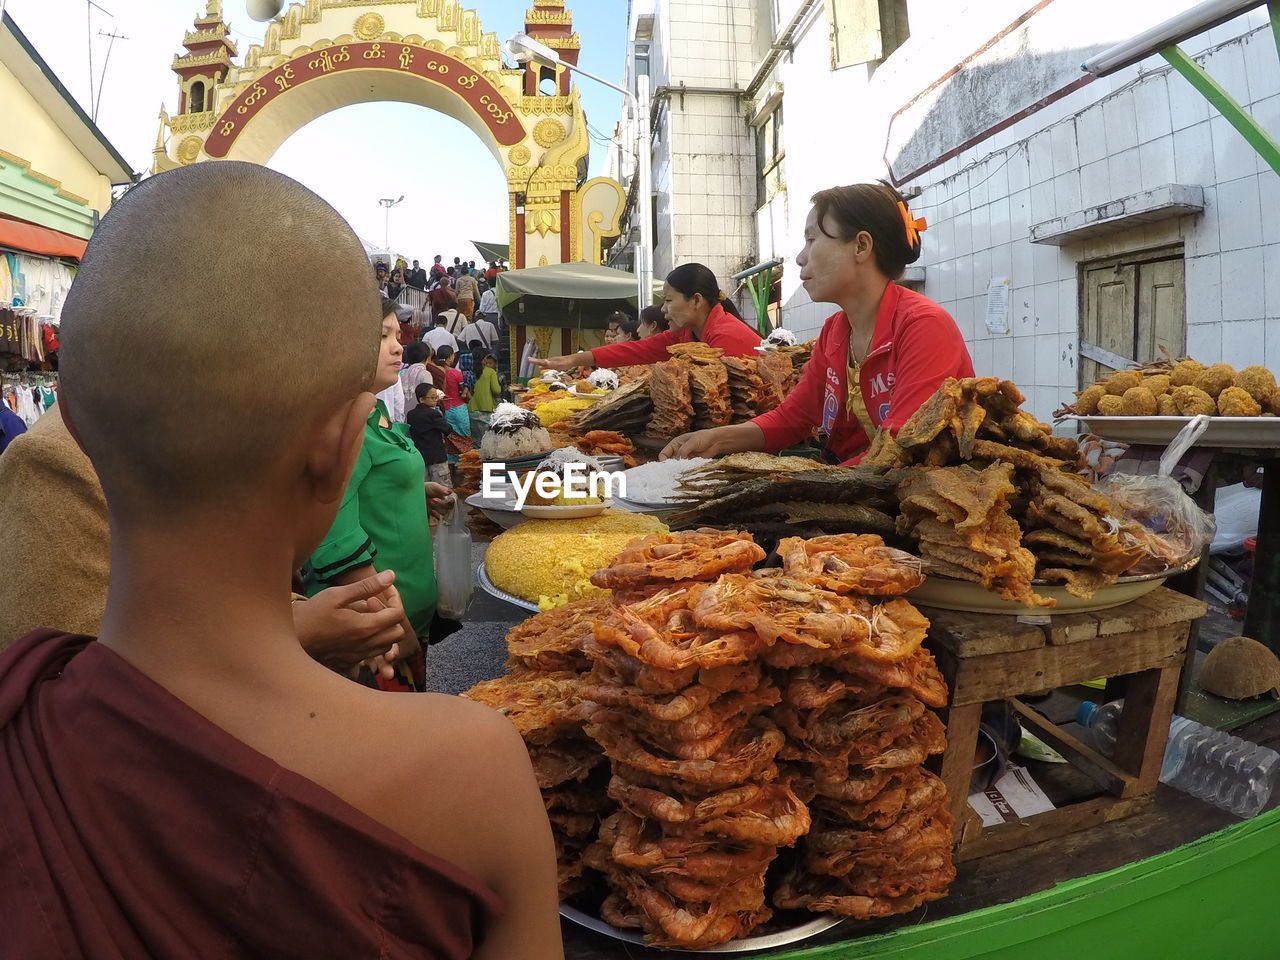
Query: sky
[[5, 0, 630, 264]]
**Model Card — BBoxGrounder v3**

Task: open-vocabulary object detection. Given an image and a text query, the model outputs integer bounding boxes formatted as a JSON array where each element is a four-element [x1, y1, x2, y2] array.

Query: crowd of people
[[367, 254, 510, 472]]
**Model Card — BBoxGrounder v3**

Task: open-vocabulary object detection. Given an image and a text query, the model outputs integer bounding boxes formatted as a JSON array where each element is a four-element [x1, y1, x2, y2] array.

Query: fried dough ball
[[1120, 386, 1158, 416], [1073, 384, 1106, 415], [1217, 386, 1262, 417], [1096, 394, 1125, 416], [1104, 370, 1144, 396], [1170, 359, 1205, 387], [1234, 366, 1277, 404], [1171, 384, 1217, 417], [1269, 391, 1280, 417], [1193, 363, 1236, 399], [1157, 394, 1179, 416], [1143, 374, 1171, 397]]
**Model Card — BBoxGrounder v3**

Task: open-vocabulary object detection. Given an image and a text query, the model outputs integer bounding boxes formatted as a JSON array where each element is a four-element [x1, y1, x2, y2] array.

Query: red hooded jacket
[[591, 303, 762, 366], [753, 283, 973, 464]]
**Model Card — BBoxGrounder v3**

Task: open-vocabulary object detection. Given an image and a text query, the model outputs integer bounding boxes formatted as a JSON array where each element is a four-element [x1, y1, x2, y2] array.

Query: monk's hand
[[294, 570, 407, 674], [425, 482, 454, 520], [529, 355, 576, 372]]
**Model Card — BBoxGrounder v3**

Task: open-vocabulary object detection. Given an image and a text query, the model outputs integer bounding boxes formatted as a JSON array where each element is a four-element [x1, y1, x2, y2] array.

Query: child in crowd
[[408, 384, 452, 486]]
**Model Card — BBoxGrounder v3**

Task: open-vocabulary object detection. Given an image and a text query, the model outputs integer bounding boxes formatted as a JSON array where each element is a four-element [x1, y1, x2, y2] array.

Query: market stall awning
[[496, 261, 662, 307], [0, 214, 87, 260], [471, 240, 510, 264]]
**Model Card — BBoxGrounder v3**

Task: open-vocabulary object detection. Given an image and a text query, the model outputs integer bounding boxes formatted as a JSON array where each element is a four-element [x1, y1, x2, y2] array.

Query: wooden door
[[1079, 247, 1185, 387], [1081, 263, 1136, 388], [1136, 257, 1186, 365]]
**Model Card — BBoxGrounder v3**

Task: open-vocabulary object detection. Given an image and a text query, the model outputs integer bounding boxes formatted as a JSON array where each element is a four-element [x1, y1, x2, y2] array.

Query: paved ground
[[423, 541, 522, 695]]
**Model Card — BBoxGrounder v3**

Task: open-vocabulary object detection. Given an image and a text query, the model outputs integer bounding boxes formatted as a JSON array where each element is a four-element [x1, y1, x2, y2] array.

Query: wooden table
[[924, 588, 1206, 862]]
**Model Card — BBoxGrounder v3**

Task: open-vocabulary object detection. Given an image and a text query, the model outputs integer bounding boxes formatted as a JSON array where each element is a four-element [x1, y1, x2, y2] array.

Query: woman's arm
[[660, 422, 766, 460], [590, 329, 683, 367], [528, 350, 594, 372]]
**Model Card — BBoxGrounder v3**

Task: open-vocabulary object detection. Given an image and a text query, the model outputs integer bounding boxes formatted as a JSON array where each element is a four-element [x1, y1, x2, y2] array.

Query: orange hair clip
[[898, 201, 927, 248]]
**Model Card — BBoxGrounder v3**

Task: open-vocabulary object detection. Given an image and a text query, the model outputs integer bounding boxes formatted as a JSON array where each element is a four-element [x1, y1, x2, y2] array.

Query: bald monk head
[[60, 161, 379, 535], [3, 161, 565, 960]]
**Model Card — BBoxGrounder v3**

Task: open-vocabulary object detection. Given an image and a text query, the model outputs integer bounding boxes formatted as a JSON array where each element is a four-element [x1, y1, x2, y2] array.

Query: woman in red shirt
[[531, 263, 761, 372], [662, 182, 973, 464]]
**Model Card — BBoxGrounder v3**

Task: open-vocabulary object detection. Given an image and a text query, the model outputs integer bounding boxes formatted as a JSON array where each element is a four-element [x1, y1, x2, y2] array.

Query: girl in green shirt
[[468, 349, 503, 443], [304, 299, 452, 689]]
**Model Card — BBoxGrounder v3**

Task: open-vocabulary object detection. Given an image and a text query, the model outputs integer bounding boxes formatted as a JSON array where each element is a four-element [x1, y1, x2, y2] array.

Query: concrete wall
[[761, 2, 1280, 423], [0, 59, 113, 234], [639, 0, 761, 287], [902, 12, 1280, 422]]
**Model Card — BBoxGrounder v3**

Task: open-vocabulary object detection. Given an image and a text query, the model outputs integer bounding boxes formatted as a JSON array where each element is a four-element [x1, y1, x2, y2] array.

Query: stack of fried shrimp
[[764, 537, 954, 918], [467, 530, 954, 948]]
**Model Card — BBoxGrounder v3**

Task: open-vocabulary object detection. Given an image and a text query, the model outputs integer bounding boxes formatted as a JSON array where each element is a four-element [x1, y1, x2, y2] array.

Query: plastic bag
[[434, 496, 474, 620], [1094, 415, 1217, 572]]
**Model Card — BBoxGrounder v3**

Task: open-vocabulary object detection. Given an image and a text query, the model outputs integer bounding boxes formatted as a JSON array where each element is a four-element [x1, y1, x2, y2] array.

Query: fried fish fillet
[[1037, 566, 1115, 599], [969, 439, 1069, 471], [1023, 527, 1094, 557], [895, 378, 964, 450]]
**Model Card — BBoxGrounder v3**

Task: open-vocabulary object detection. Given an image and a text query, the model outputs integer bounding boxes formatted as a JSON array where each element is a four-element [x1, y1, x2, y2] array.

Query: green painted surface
[[0, 159, 95, 240], [1160, 44, 1280, 177], [1181, 687, 1280, 732], [762, 806, 1280, 959], [1270, 1, 1280, 62]]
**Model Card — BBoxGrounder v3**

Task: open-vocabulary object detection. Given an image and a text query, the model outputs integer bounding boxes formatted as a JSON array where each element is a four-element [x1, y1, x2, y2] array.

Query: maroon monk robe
[[0, 630, 502, 958]]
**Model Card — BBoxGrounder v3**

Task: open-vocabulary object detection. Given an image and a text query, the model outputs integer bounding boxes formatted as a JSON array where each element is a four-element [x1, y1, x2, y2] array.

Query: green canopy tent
[[471, 240, 510, 264], [495, 261, 662, 328]]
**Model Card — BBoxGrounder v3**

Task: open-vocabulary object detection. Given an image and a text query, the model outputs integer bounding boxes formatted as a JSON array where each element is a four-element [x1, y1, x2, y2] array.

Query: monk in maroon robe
[[0, 162, 563, 959]]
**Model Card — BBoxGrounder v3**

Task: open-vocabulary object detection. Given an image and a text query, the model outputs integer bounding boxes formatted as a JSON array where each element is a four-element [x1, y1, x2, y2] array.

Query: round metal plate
[[475, 561, 540, 612], [520, 500, 613, 520], [560, 904, 843, 954]]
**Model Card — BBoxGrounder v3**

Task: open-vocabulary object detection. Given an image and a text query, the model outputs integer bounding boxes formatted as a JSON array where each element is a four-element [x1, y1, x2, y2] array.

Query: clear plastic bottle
[[1077, 699, 1280, 819]]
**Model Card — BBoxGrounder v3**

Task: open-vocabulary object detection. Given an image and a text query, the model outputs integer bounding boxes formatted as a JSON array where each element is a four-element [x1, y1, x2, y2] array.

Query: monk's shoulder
[[375, 692, 545, 878], [394, 691, 532, 787]]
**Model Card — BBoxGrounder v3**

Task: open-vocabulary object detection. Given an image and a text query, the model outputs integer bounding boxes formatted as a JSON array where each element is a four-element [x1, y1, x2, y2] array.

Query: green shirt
[[304, 401, 437, 635], [469, 365, 502, 414]]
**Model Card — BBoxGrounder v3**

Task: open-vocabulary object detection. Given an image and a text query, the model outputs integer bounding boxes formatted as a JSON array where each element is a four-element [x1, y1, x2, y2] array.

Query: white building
[[607, 0, 763, 285], [612, 0, 1280, 423]]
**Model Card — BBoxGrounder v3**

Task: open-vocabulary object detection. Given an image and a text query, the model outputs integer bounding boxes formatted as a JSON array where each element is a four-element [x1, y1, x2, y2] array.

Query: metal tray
[[560, 904, 843, 954], [475, 561, 540, 613], [908, 558, 1199, 616], [1071, 415, 1280, 449]]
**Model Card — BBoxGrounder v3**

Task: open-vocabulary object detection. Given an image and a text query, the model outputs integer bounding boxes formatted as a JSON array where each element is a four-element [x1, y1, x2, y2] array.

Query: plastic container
[[1078, 699, 1280, 818]]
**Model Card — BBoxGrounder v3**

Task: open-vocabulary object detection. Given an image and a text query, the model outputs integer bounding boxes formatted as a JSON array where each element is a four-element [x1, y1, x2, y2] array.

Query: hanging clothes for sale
[[0, 254, 13, 306], [14, 255, 73, 322]]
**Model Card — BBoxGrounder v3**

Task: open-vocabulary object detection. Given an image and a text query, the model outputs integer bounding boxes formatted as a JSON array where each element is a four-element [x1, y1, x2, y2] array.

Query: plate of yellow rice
[[481, 510, 667, 611]]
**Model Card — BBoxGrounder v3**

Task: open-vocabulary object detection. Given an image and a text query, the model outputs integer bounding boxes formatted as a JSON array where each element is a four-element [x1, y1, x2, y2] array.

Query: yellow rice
[[484, 510, 667, 610]]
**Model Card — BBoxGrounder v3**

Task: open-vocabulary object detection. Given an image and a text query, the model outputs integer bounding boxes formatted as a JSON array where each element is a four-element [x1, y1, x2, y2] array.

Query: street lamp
[[505, 31, 654, 306], [378, 195, 404, 251]]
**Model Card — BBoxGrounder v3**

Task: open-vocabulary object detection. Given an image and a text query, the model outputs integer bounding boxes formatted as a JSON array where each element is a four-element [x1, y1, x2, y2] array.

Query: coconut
[[588, 368, 620, 391], [1199, 636, 1280, 700], [480, 402, 554, 461], [756, 328, 797, 352], [539, 446, 604, 474]]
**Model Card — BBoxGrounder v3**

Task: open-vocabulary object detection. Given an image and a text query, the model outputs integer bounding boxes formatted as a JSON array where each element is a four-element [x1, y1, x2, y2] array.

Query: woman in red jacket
[[662, 182, 973, 465], [530, 262, 761, 372]]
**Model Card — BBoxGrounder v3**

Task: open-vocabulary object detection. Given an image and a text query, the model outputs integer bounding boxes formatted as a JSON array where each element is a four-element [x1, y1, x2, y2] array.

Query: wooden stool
[[924, 587, 1206, 862]]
